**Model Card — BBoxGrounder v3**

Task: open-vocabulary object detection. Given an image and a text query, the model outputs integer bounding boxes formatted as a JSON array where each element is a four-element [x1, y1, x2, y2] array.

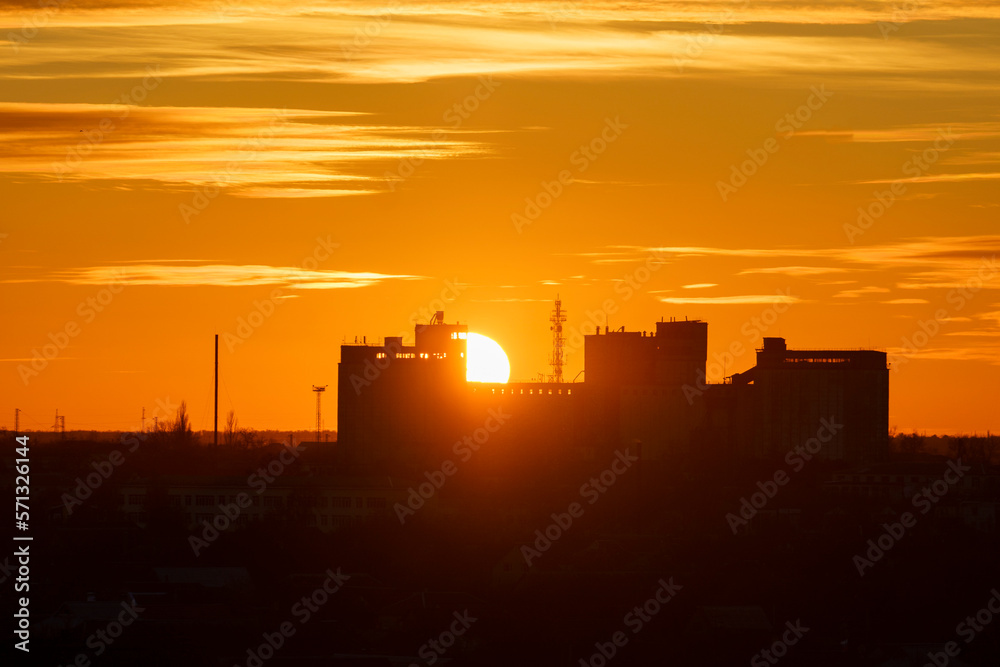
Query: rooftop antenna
[[312, 385, 327, 442], [549, 295, 566, 382]]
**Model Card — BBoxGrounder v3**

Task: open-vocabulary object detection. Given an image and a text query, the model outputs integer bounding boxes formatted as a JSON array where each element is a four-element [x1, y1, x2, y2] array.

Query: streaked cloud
[[471, 297, 553, 303], [1, 263, 425, 289], [979, 310, 1000, 326], [625, 236, 1000, 272], [835, 286, 891, 298], [859, 172, 1000, 186], [798, 122, 1000, 144], [659, 293, 802, 305], [739, 266, 847, 276], [944, 330, 1000, 337], [0, 103, 490, 196], [3, 1, 1000, 88], [888, 345, 1000, 364]]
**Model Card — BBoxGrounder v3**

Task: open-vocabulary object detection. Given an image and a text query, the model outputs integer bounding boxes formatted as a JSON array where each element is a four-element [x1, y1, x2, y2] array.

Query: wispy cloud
[[888, 345, 1000, 365], [659, 293, 802, 305], [739, 265, 847, 276], [0, 103, 491, 197], [471, 297, 552, 303], [835, 286, 891, 298], [624, 237, 1000, 274], [3, 2, 1000, 87], [798, 121, 1000, 144], [858, 172, 1000, 186], [944, 330, 1000, 337], [1, 263, 424, 289]]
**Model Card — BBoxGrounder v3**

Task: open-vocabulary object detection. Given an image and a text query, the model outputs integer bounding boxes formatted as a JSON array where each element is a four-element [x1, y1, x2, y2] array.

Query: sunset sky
[[2, 0, 999, 435]]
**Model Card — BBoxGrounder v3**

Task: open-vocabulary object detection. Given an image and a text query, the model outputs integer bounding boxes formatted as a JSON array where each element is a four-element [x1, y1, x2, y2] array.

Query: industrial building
[[337, 310, 889, 468], [731, 337, 889, 462]]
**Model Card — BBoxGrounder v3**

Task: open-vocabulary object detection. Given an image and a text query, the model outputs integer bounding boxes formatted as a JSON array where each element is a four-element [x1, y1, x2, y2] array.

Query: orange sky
[[2, 0, 999, 435]]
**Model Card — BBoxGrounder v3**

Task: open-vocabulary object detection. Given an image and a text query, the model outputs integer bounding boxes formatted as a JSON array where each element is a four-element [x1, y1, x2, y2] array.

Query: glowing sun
[[466, 332, 511, 383]]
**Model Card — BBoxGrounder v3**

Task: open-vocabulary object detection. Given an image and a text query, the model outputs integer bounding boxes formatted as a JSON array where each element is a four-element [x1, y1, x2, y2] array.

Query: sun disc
[[466, 332, 510, 383]]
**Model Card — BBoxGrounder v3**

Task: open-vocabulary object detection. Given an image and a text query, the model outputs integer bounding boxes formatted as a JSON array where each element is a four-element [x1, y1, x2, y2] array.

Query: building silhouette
[[337, 312, 889, 467], [338, 312, 470, 466], [731, 336, 889, 462]]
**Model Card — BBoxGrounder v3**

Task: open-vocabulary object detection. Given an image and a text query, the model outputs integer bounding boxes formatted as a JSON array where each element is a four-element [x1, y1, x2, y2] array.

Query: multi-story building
[[116, 476, 400, 532], [731, 337, 889, 462], [337, 312, 889, 467]]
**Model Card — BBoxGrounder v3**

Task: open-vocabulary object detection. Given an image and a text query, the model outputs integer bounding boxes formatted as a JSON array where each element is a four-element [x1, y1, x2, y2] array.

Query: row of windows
[[479, 387, 573, 395], [184, 512, 370, 528], [298, 496, 384, 508], [833, 475, 940, 484], [127, 493, 388, 510], [829, 485, 900, 498], [305, 515, 363, 528], [129, 494, 388, 508], [375, 352, 455, 360], [308, 514, 362, 527], [125, 509, 380, 530]]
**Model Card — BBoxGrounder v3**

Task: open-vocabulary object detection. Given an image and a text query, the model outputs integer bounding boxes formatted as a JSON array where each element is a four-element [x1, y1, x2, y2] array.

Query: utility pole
[[214, 334, 219, 447], [312, 385, 327, 442], [14, 408, 19, 437], [141, 407, 145, 433]]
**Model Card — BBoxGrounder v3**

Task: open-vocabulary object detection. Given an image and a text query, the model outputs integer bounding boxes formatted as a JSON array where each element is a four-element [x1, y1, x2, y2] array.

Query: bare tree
[[221, 409, 266, 449], [225, 409, 238, 446], [240, 428, 266, 449], [894, 431, 925, 455], [171, 401, 194, 443]]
